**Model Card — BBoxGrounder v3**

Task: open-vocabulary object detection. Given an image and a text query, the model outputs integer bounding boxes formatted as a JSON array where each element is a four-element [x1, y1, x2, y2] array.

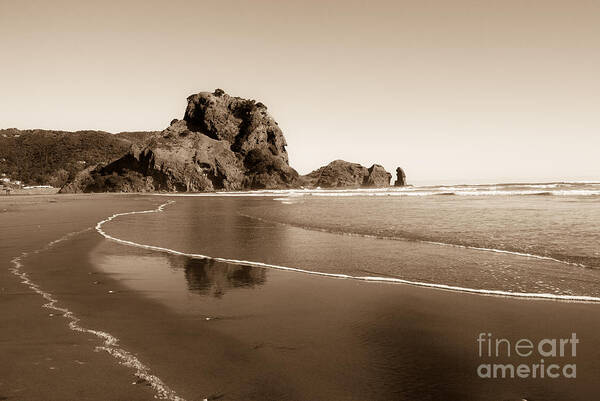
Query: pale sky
[[1, 0, 599, 184]]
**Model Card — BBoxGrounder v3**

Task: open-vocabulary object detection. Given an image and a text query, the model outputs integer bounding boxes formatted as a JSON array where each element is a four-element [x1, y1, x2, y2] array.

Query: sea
[[101, 181, 600, 301], [56, 181, 600, 400]]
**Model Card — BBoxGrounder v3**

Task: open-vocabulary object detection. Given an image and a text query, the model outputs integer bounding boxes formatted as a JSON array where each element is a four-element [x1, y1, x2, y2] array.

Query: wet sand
[[2, 194, 600, 400], [0, 194, 163, 401]]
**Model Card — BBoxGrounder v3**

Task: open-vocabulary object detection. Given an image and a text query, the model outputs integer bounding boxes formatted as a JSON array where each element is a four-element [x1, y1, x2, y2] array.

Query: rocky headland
[[61, 90, 299, 193], [3, 89, 405, 193]]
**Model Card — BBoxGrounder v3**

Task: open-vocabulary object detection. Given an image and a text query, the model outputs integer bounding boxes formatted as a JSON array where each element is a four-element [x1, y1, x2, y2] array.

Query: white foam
[[143, 184, 600, 198], [96, 201, 600, 303], [9, 227, 187, 401]]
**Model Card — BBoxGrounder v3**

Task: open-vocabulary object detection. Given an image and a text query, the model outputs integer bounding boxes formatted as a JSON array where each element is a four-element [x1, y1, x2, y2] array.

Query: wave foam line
[[9, 226, 188, 401], [142, 186, 600, 197], [97, 202, 600, 303]]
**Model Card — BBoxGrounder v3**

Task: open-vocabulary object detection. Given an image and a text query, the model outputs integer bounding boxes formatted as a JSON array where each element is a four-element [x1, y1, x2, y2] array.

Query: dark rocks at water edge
[[394, 167, 407, 186], [61, 90, 299, 193], [365, 164, 393, 187], [300, 160, 393, 188]]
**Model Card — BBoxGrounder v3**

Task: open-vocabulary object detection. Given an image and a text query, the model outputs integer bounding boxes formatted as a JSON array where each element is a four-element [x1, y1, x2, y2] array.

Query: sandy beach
[[0, 194, 162, 400], [3, 0, 600, 399], [2, 194, 599, 400]]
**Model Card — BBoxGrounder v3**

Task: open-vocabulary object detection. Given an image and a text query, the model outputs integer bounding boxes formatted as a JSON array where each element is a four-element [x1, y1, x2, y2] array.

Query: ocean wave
[[145, 182, 600, 198], [278, 189, 600, 197], [97, 201, 600, 303]]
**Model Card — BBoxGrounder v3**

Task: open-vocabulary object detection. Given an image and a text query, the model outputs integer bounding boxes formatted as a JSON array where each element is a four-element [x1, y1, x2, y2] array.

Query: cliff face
[[62, 90, 299, 193], [301, 160, 392, 188], [365, 164, 392, 187], [185, 91, 288, 161], [184, 91, 297, 189]]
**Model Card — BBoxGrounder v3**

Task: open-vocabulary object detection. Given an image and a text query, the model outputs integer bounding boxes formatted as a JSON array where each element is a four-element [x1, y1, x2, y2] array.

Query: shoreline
[[0, 194, 168, 400], [9, 236, 184, 401], [98, 199, 600, 303], [3, 194, 600, 400], [36, 214, 600, 400]]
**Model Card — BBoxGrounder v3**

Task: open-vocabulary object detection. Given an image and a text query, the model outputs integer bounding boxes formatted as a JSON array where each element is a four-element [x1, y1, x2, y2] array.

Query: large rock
[[185, 90, 288, 163], [301, 160, 367, 188], [364, 164, 392, 187], [301, 160, 391, 188], [394, 167, 407, 186], [61, 90, 299, 193]]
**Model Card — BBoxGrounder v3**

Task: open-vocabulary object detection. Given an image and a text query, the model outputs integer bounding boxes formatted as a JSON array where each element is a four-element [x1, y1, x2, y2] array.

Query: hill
[[0, 129, 153, 187], [114, 131, 158, 144]]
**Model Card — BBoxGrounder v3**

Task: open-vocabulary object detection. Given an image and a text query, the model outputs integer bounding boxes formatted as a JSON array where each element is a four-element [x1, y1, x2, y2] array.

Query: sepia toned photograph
[[1, 1, 599, 400]]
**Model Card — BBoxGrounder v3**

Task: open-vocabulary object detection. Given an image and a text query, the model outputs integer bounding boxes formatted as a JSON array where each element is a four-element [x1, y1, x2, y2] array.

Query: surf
[[141, 180, 600, 198]]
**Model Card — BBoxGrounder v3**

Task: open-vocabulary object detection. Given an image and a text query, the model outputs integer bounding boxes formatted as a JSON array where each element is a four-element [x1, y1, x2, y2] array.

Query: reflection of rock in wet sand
[[168, 256, 267, 298]]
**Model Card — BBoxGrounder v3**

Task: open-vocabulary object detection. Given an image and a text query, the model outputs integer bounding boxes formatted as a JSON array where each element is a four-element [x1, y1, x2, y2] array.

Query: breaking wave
[[145, 181, 600, 198]]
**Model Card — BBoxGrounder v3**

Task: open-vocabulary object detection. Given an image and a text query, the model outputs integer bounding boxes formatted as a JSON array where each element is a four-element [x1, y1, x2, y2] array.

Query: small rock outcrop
[[301, 160, 392, 188], [364, 164, 392, 187], [394, 167, 407, 186], [301, 160, 367, 188], [61, 90, 299, 193]]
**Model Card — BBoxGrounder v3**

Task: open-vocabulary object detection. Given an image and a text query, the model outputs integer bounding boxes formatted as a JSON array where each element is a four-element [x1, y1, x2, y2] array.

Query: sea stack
[[61, 89, 299, 193], [364, 164, 392, 187], [301, 160, 392, 188], [394, 167, 406, 186]]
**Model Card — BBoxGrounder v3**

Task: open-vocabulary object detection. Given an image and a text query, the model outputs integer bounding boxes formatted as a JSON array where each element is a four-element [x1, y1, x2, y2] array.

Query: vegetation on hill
[[0, 128, 153, 186], [114, 131, 158, 144]]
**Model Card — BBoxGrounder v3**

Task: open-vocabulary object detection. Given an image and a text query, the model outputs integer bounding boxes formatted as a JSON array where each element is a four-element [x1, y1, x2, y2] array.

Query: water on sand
[[18, 188, 599, 400], [81, 188, 600, 400], [103, 188, 600, 299]]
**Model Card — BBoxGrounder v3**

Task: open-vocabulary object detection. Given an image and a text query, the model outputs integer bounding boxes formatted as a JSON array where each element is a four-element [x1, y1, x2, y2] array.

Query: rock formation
[[61, 90, 299, 193], [301, 160, 392, 188], [364, 164, 392, 187], [58, 89, 404, 193], [394, 167, 407, 186]]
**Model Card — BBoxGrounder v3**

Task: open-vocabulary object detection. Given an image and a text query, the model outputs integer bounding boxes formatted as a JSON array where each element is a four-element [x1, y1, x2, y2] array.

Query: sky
[[1, 0, 599, 185]]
